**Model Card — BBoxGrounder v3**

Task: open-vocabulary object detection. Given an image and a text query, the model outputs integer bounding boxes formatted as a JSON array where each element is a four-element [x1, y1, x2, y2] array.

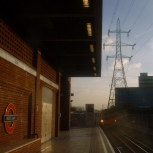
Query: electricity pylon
[[103, 19, 136, 109]]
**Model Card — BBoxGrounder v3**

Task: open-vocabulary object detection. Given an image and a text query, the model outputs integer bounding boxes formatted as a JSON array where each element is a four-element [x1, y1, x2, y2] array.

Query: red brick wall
[[0, 20, 33, 67], [0, 20, 59, 152], [0, 57, 36, 146], [9, 139, 41, 153], [41, 59, 56, 83]]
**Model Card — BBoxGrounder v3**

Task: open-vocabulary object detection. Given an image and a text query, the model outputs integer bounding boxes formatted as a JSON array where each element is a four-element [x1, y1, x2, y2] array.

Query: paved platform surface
[[40, 126, 115, 153]]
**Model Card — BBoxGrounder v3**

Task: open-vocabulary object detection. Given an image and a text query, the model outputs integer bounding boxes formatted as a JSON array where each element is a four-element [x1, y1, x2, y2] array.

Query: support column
[[60, 76, 71, 131], [34, 51, 41, 137], [55, 72, 61, 136]]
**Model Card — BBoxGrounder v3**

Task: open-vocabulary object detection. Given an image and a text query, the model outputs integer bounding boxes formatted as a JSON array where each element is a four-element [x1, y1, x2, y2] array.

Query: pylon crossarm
[[104, 42, 135, 48], [103, 42, 116, 49], [106, 55, 115, 60], [122, 55, 133, 61], [120, 30, 131, 34], [109, 29, 131, 37], [106, 42, 116, 46], [106, 55, 132, 61], [121, 42, 136, 47], [108, 30, 117, 36]]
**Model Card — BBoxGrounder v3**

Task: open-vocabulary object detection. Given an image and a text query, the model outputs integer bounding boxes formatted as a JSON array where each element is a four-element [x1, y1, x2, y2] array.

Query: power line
[[132, 34, 153, 56], [135, 20, 153, 45], [121, 0, 151, 58], [130, 0, 150, 30], [121, 0, 135, 28], [128, 0, 152, 57], [109, 0, 120, 30], [121, 0, 151, 61]]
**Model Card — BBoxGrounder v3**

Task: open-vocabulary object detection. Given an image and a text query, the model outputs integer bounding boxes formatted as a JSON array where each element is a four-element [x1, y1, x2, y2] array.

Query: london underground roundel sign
[[4, 103, 17, 134]]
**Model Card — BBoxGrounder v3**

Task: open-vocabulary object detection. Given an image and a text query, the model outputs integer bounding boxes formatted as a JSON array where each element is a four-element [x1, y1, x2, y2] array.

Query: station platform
[[40, 126, 115, 153]]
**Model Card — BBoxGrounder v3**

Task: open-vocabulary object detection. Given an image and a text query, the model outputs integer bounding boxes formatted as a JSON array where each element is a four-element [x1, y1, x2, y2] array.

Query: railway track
[[118, 123, 153, 136], [102, 126, 153, 153], [117, 123, 153, 149], [117, 123, 153, 132]]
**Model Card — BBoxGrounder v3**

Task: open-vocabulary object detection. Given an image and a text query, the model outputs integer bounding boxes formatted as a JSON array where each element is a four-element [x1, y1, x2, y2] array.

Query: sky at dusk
[[71, 0, 153, 110]]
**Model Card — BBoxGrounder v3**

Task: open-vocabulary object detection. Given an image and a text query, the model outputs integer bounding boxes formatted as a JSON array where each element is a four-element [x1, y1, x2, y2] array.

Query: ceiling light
[[87, 23, 92, 36], [93, 67, 96, 71], [92, 58, 95, 63], [83, 0, 89, 7], [90, 44, 94, 52]]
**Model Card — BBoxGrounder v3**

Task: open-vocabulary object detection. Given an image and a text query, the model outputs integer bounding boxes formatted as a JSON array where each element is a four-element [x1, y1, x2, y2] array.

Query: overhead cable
[[132, 34, 153, 56], [121, 0, 135, 28], [130, 0, 150, 30], [109, 0, 120, 30], [135, 20, 153, 45]]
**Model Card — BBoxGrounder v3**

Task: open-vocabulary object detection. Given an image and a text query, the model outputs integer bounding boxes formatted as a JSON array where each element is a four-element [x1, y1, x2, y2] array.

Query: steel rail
[[117, 129, 153, 152]]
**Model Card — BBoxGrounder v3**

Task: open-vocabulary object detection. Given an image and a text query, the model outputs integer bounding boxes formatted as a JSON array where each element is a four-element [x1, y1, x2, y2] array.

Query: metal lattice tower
[[103, 19, 135, 109]]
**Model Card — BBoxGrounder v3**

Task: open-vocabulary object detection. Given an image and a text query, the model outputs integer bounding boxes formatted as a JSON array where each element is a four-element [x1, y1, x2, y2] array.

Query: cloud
[[102, 35, 108, 40], [102, 35, 115, 52], [126, 62, 142, 77], [126, 77, 138, 87], [82, 88, 90, 93], [131, 63, 142, 68], [147, 38, 153, 50], [108, 59, 129, 69], [108, 61, 115, 70], [105, 55, 130, 73], [123, 59, 128, 65], [125, 62, 142, 87]]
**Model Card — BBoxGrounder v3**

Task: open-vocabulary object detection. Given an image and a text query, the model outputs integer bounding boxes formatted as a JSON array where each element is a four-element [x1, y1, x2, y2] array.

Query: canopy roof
[[1, 0, 102, 77]]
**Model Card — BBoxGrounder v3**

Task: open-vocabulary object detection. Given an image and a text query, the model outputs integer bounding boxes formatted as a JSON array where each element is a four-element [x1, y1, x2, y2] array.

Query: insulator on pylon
[[132, 44, 136, 49], [129, 56, 133, 61], [127, 30, 131, 37], [108, 30, 110, 37], [103, 43, 105, 49]]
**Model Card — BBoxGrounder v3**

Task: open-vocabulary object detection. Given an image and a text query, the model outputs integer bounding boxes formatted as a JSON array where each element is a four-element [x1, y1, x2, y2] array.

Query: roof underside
[[0, 0, 102, 77]]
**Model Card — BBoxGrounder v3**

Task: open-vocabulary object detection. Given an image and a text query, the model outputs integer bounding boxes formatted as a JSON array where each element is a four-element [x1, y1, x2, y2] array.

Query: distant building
[[70, 112, 86, 127], [115, 87, 153, 107], [115, 73, 153, 107], [139, 73, 153, 87], [85, 104, 94, 127]]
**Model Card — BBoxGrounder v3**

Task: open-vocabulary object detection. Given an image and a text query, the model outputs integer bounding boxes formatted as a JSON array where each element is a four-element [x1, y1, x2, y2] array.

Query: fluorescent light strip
[[93, 67, 96, 71], [87, 23, 92, 36], [83, 0, 89, 7], [92, 58, 95, 63], [90, 44, 94, 52]]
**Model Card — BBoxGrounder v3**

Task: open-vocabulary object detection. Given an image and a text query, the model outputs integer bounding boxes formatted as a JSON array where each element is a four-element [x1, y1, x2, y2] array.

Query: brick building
[[0, 0, 102, 152]]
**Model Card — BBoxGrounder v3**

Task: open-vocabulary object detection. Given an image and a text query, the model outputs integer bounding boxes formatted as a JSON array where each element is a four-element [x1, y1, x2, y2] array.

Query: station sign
[[4, 115, 17, 122], [3, 103, 17, 134]]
